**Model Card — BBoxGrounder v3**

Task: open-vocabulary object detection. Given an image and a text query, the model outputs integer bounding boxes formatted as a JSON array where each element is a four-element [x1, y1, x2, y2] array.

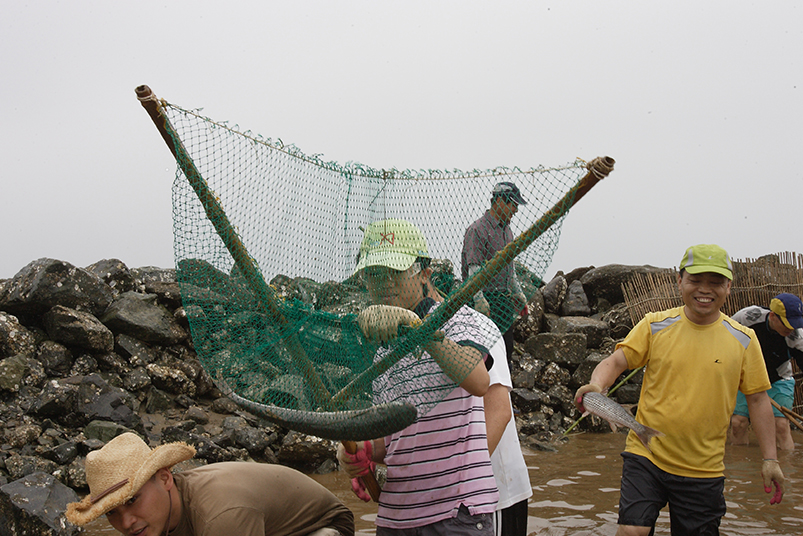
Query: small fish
[[582, 392, 664, 452]]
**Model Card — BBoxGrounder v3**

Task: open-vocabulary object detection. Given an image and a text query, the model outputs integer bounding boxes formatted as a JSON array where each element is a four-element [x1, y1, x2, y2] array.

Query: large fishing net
[[136, 85, 613, 441]]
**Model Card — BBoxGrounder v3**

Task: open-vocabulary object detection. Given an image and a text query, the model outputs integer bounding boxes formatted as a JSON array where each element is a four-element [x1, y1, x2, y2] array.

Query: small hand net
[[137, 85, 611, 440]]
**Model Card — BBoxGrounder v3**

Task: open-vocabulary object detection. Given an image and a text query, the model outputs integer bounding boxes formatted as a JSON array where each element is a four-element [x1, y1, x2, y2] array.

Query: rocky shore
[[0, 257, 669, 535]]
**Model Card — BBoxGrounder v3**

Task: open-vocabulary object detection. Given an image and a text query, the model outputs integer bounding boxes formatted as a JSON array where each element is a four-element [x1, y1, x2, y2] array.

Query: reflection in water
[[82, 431, 803, 536]]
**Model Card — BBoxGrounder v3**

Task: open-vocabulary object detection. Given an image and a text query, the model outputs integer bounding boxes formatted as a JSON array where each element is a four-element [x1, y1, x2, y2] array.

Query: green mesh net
[[136, 85, 612, 441]]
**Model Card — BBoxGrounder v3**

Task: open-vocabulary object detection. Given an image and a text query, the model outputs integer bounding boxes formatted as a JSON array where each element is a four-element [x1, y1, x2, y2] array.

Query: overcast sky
[[2, 1, 801, 281]]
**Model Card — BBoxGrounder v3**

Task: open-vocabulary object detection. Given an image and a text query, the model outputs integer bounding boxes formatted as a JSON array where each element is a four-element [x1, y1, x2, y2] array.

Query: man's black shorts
[[618, 452, 726, 535]]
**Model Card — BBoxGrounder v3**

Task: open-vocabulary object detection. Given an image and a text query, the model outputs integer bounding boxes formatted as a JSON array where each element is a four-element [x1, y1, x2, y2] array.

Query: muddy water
[[82, 430, 803, 536]]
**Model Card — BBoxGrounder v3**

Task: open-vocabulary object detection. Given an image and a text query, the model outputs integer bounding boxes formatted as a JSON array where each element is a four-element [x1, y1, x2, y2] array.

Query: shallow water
[[82, 430, 803, 536]]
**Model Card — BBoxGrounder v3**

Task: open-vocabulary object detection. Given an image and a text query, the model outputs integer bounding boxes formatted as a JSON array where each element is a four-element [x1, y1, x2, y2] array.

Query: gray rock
[[161, 428, 233, 463], [0, 354, 29, 393], [511, 368, 535, 390], [570, 352, 607, 389], [94, 351, 132, 375], [600, 303, 634, 339], [115, 333, 157, 367], [523, 332, 587, 368], [146, 363, 196, 397], [234, 427, 273, 455], [517, 412, 550, 436], [580, 264, 670, 307], [544, 315, 610, 349], [559, 279, 591, 316], [6, 424, 42, 449], [277, 432, 337, 472], [130, 266, 177, 287], [0, 312, 37, 359], [211, 397, 240, 415], [69, 354, 98, 376], [144, 386, 173, 413], [43, 305, 114, 353], [101, 292, 187, 345], [546, 384, 575, 416], [0, 258, 113, 318], [64, 458, 86, 490], [510, 387, 549, 413], [538, 362, 572, 388], [35, 341, 74, 376], [85, 258, 137, 296], [143, 280, 183, 309], [29, 380, 78, 420], [184, 406, 209, 424], [5, 455, 59, 481], [40, 441, 79, 466], [542, 275, 567, 314], [221, 415, 249, 430], [123, 367, 152, 392], [75, 374, 140, 429], [511, 289, 544, 342], [22, 357, 48, 389], [0, 472, 80, 535]]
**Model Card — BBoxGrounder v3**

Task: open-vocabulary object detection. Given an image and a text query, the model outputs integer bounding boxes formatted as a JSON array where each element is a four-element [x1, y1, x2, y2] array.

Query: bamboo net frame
[[621, 252, 803, 414]]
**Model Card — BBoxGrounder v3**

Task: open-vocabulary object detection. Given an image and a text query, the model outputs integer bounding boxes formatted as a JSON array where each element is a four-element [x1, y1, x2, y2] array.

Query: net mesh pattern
[[159, 100, 594, 440]]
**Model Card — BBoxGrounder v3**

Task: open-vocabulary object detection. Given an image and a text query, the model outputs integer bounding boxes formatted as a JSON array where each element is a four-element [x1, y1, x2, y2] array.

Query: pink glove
[[762, 459, 784, 505], [350, 476, 372, 502], [573, 383, 602, 413], [336, 441, 376, 502]]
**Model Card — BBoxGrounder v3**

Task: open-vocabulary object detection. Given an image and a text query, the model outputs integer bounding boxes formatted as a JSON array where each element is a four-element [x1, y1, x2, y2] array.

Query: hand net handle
[[135, 85, 335, 410]]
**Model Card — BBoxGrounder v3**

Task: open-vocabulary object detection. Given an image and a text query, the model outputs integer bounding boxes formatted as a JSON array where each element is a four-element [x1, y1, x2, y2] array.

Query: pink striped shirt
[[373, 304, 499, 528]]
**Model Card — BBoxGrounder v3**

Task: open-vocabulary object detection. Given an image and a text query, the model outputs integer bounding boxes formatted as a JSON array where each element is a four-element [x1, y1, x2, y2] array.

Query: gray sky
[[2, 1, 801, 281]]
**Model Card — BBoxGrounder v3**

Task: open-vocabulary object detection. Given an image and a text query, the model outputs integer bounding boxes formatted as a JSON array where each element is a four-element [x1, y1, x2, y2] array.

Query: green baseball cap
[[679, 244, 733, 280], [355, 219, 430, 273]]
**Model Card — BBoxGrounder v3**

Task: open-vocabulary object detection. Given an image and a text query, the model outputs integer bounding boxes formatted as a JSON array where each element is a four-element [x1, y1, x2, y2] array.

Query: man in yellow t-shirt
[[573, 244, 785, 536]]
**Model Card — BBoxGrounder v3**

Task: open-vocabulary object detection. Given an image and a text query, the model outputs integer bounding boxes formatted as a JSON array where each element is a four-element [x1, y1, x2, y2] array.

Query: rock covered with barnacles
[[0, 256, 670, 533]]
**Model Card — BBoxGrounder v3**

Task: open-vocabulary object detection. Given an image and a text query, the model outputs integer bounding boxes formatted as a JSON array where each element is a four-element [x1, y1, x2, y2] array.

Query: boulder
[[0, 472, 80, 535], [0, 258, 113, 319]]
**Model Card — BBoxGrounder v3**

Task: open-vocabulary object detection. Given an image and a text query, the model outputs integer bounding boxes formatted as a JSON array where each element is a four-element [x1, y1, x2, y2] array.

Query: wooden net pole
[[135, 85, 335, 410]]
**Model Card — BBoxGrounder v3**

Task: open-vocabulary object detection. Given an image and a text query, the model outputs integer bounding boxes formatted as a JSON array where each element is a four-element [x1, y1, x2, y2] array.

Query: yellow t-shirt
[[618, 306, 769, 478]]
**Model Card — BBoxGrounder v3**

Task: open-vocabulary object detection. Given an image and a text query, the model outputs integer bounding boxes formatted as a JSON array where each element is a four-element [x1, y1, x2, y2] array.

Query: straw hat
[[65, 432, 196, 526]]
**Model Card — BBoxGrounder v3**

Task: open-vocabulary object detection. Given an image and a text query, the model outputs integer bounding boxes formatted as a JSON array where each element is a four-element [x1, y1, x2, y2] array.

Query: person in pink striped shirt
[[337, 219, 499, 536]]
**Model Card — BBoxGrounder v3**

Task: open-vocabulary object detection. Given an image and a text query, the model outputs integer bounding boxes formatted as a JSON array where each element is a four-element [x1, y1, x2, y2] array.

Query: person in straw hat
[[65, 432, 354, 536]]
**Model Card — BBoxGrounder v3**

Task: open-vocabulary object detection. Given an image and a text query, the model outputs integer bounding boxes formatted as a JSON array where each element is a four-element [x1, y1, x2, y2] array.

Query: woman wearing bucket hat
[[66, 432, 354, 536], [338, 218, 499, 536]]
